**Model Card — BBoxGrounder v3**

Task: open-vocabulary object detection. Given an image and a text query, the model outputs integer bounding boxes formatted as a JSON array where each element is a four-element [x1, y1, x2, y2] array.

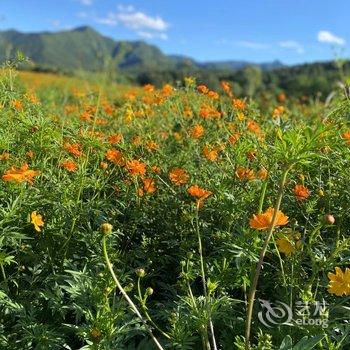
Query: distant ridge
[[0, 26, 284, 73]]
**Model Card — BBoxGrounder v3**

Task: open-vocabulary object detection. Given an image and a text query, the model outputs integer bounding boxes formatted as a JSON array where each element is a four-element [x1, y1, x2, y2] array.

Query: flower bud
[[100, 222, 113, 235], [136, 268, 146, 278], [317, 189, 324, 197], [324, 214, 335, 225], [146, 287, 154, 296]]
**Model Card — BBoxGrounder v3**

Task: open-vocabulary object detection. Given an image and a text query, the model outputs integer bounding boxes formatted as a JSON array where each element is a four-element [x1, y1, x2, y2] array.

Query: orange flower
[[100, 161, 108, 170], [187, 185, 212, 200], [203, 146, 218, 161], [162, 84, 173, 96], [273, 105, 285, 117], [126, 160, 146, 176], [199, 104, 221, 119], [11, 99, 23, 110], [169, 168, 189, 185], [187, 185, 212, 208], [152, 165, 161, 174], [26, 150, 34, 159], [233, 98, 246, 110], [105, 149, 125, 165], [80, 111, 92, 122], [220, 81, 232, 96], [342, 131, 350, 145], [277, 92, 286, 103], [207, 90, 219, 100], [108, 133, 123, 145], [132, 136, 142, 146], [60, 160, 77, 172], [197, 85, 209, 94], [247, 120, 261, 134], [249, 207, 289, 231], [2, 164, 40, 184], [146, 141, 159, 151], [228, 133, 241, 144], [142, 178, 156, 194], [293, 184, 310, 200], [0, 152, 10, 161], [256, 167, 268, 180], [190, 124, 204, 139], [64, 143, 82, 158], [144, 84, 155, 92], [235, 166, 255, 180]]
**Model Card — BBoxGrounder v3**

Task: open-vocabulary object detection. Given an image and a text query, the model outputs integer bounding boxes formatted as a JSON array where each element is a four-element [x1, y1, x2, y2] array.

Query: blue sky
[[0, 0, 349, 64]]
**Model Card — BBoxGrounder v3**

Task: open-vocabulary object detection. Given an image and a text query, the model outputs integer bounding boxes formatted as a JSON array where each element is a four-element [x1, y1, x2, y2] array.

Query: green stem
[[102, 236, 165, 350], [245, 167, 290, 350], [0, 263, 9, 292], [258, 180, 268, 214], [137, 277, 171, 339], [195, 207, 217, 350]]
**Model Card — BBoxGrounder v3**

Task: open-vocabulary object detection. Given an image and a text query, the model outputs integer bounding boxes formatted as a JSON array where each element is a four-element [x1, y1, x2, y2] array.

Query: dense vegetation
[[1, 27, 349, 99], [1, 57, 350, 349]]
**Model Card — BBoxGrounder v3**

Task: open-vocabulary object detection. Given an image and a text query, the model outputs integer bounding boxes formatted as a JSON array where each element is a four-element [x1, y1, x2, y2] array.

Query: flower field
[[1, 66, 350, 350]]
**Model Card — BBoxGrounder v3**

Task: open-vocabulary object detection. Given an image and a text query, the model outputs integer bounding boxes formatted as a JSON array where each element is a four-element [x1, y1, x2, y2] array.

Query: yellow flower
[[276, 232, 302, 256], [31, 211, 44, 232], [328, 267, 350, 296]]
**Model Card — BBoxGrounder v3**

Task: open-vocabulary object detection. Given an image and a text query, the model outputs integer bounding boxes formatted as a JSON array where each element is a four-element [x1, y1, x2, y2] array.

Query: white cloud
[[137, 31, 168, 40], [116, 11, 168, 31], [235, 41, 270, 50], [318, 30, 345, 45], [50, 19, 61, 27], [117, 4, 135, 12], [77, 11, 88, 18], [95, 12, 118, 26], [77, 0, 93, 5], [279, 40, 304, 54]]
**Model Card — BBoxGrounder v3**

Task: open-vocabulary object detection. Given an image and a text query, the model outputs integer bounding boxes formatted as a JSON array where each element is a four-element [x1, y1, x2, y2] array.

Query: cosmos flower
[[293, 184, 310, 200], [169, 168, 189, 185], [2, 164, 40, 184], [60, 160, 78, 172], [31, 211, 44, 232], [126, 160, 147, 176], [249, 207, 289, 231], [328, 267, 350, 296], [190, 124, 204, 139]]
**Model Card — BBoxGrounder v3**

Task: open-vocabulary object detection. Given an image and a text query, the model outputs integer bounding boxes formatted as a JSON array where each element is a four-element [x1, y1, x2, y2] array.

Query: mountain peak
[[72, 25, 96, 33]]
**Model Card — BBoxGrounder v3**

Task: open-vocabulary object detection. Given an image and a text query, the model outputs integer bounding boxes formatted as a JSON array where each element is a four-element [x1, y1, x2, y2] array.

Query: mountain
[[0, 26, 283, 73]]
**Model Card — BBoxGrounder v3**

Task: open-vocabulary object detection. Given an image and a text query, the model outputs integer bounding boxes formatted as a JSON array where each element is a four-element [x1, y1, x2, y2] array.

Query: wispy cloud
[[137, 31, 168, 40], [94, 6, 170, 40], [279, 40, 304, 54], [77, 11, 88, 18], [116, 12, 168, 31], [235, 41, 270, 50], [117, 4, 135, 12], [95, 12, 118, 26], [317, 30, 345, 45], [49, 19, 61, 28], [76, 0, 93, 6]]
